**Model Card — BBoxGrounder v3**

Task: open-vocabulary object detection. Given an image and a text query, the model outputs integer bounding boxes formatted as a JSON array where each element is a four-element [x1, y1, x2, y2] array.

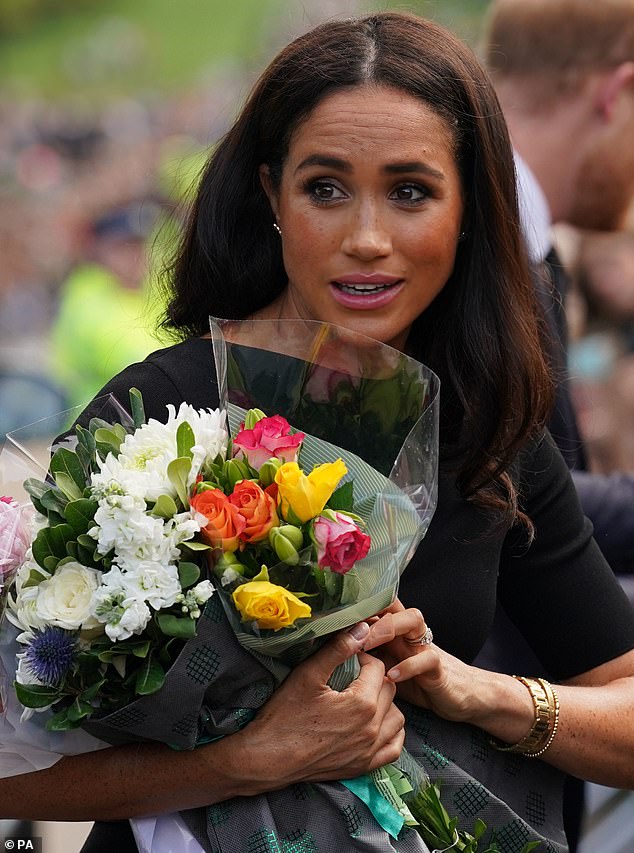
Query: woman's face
[[259, 84, 465, 351]]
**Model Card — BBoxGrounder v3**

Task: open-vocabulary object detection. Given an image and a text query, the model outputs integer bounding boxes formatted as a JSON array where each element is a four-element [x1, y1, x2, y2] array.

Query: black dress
[[77, 337, 634, 852]]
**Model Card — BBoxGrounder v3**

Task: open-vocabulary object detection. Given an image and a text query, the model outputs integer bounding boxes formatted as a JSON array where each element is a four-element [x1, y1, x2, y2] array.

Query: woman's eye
[[390, 184, 428, 203], [307, 181, 346, 202]]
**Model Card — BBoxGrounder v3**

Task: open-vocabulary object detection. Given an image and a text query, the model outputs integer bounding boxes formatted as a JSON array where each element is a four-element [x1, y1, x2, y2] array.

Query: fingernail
[[387, 667, 400, 680], [349, 622, 370, 641]]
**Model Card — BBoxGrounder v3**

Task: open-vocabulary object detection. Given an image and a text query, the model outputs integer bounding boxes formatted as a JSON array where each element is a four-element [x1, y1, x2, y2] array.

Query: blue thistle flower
[[24, 626, 77, 687]]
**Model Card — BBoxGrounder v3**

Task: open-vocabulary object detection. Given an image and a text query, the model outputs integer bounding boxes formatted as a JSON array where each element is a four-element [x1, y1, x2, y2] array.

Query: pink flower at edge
[[233, 415, 305, 471], [0, 497, 30, 583], [311, 511, 371, 575]]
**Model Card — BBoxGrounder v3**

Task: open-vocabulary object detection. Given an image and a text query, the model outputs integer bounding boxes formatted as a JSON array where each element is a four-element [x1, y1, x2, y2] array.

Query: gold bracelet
[[491, 676, 560, 757]]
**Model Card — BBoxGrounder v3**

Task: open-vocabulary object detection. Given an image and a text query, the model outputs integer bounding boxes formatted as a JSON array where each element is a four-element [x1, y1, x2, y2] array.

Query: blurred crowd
[[554, 216, 634, 475], [0, 58, 255, 436]]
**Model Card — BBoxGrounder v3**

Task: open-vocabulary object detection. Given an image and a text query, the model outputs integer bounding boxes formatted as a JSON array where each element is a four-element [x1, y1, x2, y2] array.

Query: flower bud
[[224, 458, 251, 491], [269, 525, 304, 566], [243, 408, 267, 430], [215, 551, 246, 574], [258, 457, 283, 487]]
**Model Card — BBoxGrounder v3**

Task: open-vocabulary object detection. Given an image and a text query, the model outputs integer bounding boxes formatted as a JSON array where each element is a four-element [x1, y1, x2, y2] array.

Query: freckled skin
[[258, 84, 465, 351]]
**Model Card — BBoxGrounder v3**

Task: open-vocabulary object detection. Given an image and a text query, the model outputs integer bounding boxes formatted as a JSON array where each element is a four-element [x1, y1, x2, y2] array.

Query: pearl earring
[[273, 222, 282, 236]]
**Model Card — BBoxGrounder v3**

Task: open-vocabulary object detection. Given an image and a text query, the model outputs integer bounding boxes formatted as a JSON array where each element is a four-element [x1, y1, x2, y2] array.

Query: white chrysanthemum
[[91, 404, 228, 504], [90, 455, 159, 502]]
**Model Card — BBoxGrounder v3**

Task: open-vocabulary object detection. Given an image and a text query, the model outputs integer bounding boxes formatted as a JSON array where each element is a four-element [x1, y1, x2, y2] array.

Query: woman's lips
[[329, 274, 404, 309]]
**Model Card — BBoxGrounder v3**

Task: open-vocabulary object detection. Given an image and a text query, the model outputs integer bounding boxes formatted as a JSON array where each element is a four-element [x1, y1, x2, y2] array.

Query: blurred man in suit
[[483, 3, 634, 848]]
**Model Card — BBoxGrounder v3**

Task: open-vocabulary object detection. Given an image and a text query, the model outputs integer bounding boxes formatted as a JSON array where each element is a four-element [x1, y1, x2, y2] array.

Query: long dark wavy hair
[[160, 11, 554, 530]]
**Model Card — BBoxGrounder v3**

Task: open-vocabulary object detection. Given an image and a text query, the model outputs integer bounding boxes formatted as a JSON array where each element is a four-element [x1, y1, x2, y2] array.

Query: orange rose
[[228, 480, 279, 544], [190, 488, 246, 552]]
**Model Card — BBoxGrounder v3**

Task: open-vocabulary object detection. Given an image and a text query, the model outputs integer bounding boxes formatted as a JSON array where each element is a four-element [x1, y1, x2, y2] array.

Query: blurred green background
[[0, 1, 489, 98]]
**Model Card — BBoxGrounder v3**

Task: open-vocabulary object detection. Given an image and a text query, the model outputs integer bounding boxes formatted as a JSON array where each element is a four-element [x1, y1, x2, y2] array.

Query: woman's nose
[[341, 209, 392, 260]]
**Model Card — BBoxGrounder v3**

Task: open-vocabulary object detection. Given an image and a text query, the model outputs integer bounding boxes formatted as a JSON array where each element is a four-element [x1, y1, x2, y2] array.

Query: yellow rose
[[232, 581, 311, 630], [274, 459, 347, 523]]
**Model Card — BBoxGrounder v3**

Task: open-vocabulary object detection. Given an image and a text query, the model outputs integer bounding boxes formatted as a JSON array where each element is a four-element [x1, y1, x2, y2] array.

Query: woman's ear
[[259, 164, 279, 221]]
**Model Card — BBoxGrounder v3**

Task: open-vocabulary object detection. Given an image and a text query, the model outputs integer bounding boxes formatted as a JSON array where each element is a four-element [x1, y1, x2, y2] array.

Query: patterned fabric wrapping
[[78, 591, 566, 852]]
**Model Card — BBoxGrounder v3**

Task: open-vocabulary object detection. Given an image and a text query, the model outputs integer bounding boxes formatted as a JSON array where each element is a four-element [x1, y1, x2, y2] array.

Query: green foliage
[[15, 387, 209, 730], [408, 783, 541, 852]]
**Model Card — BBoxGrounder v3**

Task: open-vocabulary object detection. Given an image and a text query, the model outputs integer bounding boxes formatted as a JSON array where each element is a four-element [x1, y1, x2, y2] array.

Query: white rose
[[35, 562, 102, 631]]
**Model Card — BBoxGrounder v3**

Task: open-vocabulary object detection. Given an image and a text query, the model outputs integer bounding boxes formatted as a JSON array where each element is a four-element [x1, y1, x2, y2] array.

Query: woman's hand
[[229, 622, 406, 793], [362, 599, 485, 723]]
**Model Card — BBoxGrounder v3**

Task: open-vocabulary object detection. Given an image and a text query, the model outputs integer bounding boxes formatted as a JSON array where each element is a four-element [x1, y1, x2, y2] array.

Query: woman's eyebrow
[[384, 161, 444, 180], [295, 154, 351, 173], [295, 154, 444, 180]]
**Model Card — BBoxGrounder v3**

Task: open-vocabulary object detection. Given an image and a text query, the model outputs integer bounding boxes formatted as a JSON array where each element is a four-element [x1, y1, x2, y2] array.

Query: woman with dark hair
[[1, 11, 633, 853]]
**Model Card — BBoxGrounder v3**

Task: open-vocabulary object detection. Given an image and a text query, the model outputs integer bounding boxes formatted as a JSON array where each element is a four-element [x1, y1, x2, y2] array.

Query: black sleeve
[[75, 339, 220, 428], [499, 432, 634, 680]]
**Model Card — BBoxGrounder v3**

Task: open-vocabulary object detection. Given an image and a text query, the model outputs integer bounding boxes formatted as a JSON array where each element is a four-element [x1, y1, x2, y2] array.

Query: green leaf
[[113, 423, 129, 443], [176, 420, 195, 460], [88, 417, 114, 435], [14, 682, 61, 708], [131, 641, 151, 658], [129, 387, 146, 429], [50, 447, 86, 492], [23, 477, 49, 502], [81, 678, 106, 701], [43, 555, 60, 573], [77, 544, 100, 568], [327, 480, 354, 512], [66, 697, 93, 723], [39, 488, 68, 515], [53, 471, 83, 502], [151, 494, 178, 519], [167, 457, 192, 507], [76, 424, 97, 460], [21, 566, 50, 588], [156, 613, 198, 638], [74, 427, 95, 470], [181, 540, 211, 551], [94, 427, 124, 455], [77, 533, 98, 549], [178, 561, 200, 589], [135, 657, 166, 695], [31, 523, 75, 569], [46, 707, 80, 731], [65, 499, 98, 535], [473, 819, 487, 841]]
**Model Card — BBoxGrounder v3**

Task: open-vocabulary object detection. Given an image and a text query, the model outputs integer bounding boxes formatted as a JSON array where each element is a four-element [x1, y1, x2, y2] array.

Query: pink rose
[[233, 415, 305, 470], [0, 497, 30, 584], [311, 511, 371, 575]]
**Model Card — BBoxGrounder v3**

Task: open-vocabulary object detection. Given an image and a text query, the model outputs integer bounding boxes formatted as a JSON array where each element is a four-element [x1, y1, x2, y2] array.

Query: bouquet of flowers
[[0, 320, 546, 853]]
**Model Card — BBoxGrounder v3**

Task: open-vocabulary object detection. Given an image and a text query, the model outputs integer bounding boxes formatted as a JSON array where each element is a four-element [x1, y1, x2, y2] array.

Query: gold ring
[[404, 626, 433, 646]]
